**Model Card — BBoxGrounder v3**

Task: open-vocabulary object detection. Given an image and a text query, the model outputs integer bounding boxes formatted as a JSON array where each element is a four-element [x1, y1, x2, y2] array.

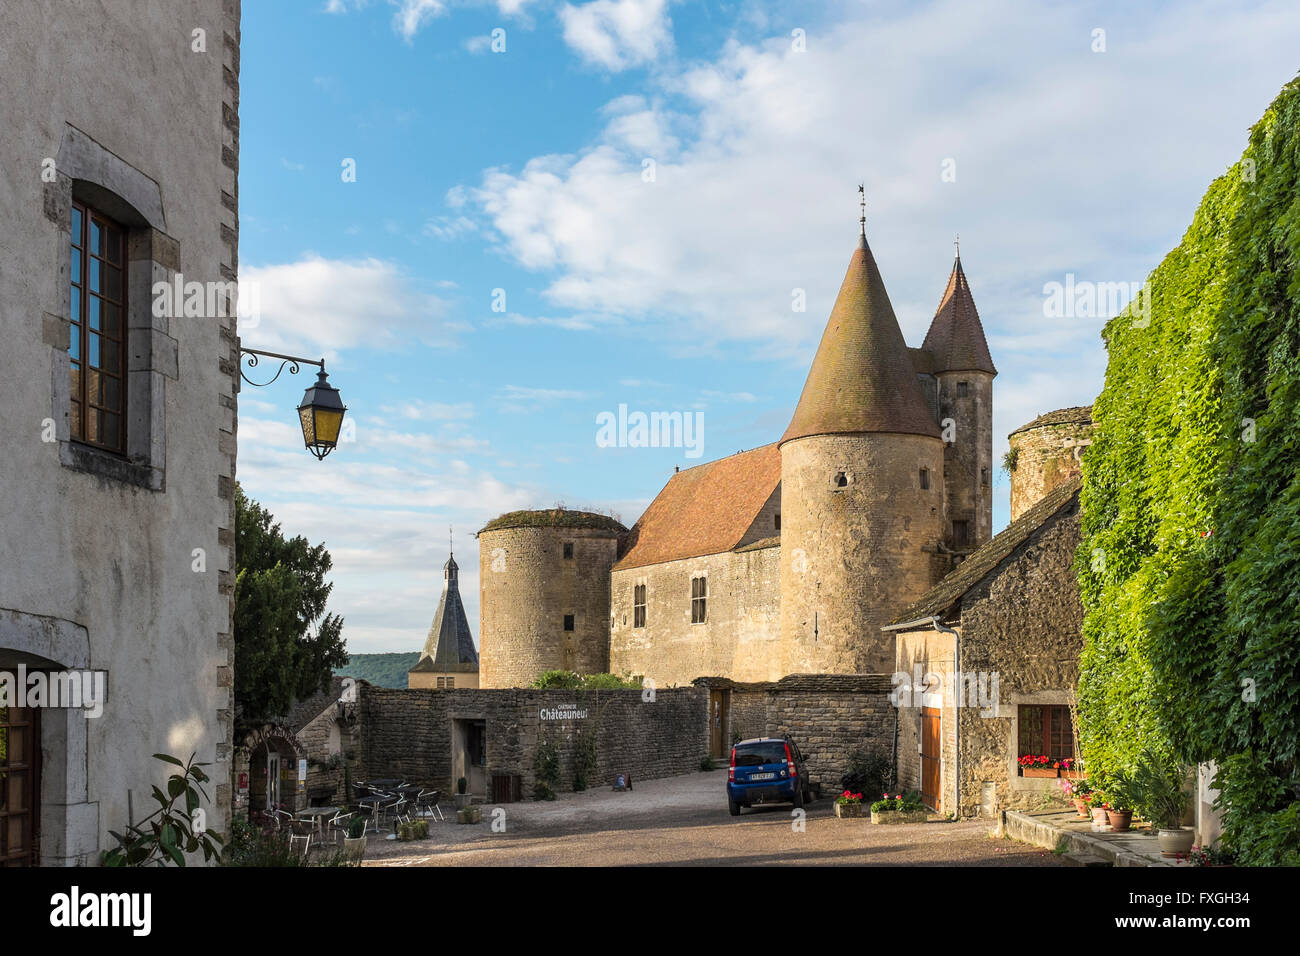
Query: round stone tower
[[779, 227, 947, 675], [1006, 406, 1095, 521], [477, 508, 627, 688]]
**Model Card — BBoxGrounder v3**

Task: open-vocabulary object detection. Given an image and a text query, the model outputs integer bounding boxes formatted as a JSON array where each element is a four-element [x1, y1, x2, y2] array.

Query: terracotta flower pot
[[1107, 808, 1133, 832], [1072, 797, 1089, 818], [1090, 807, 1109, 828]]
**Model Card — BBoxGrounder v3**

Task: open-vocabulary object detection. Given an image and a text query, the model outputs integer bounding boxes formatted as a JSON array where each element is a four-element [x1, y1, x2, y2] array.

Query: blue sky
[[235, 0, 1300, 654]]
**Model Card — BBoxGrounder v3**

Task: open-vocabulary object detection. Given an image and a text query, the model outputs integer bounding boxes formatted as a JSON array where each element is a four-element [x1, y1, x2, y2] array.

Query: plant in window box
[[1018, 754, 1059, 778], [869, 793, 929, 824], [834, 790, 865, 818], [1057, 757, 1084, 780]]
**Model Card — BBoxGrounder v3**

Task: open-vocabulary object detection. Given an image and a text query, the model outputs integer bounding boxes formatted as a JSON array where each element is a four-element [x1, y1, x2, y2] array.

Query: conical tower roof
[[781, 233, 941, 444], [418, 552, 478, 668], [922, 253, 996, 375]]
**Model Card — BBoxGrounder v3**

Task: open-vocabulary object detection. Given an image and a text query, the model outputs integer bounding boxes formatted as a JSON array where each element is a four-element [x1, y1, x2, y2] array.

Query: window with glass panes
[[690, 576, 707, 623], [1017, 705, 1074, 762], [633, 584, 646, 628], [69, 202, 127, 453]]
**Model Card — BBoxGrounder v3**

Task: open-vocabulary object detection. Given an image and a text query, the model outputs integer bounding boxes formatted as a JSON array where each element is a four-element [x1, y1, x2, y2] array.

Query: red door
[[920, 707, 940, 812]]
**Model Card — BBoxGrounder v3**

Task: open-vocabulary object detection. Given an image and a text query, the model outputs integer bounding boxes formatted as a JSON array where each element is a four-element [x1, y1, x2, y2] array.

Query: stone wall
[[1008, 418, 1094, 520], [479, 525, 620, 687], [356, 684, 708, 797], [610, 544, 782, 687], [779, 432, 947, 674], [699, 675, 897, 796]]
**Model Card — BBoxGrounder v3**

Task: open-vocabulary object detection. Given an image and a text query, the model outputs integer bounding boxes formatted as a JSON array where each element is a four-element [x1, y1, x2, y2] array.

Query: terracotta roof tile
[[781, 234, 941, 444], [614, 444, 781, 571], [921, 256, 997, 375]]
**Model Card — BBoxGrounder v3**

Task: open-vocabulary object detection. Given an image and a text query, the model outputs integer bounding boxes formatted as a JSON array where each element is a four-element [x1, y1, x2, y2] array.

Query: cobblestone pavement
[[361, 770, 1065, 867]]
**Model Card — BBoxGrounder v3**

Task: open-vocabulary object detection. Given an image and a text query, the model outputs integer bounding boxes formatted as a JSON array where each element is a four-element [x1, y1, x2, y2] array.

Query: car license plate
[[750, 772, 776, 780]]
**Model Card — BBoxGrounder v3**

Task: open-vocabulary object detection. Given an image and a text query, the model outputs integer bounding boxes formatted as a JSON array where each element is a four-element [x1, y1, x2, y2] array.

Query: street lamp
[[239, 348, 349, 460]]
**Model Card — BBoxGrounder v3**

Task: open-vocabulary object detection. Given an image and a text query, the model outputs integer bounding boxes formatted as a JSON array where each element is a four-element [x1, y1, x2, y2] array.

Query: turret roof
[[921, 255, 997, 375], [781, 234, 941, 444]]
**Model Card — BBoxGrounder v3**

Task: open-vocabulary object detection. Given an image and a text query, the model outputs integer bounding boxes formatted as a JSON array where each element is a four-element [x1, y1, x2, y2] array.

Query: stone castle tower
[[474, 209, 997, 687], [778, 227, 948, 674], [1007, 406, 1093, 521]]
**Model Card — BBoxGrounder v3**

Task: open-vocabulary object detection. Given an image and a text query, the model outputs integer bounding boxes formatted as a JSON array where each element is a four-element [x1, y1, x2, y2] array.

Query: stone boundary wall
[[697, 675, 898, 796], [357, 685, 708, 797]]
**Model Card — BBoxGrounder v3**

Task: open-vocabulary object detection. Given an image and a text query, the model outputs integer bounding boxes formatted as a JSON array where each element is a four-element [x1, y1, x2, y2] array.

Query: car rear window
[[733, 742, 788, 766]]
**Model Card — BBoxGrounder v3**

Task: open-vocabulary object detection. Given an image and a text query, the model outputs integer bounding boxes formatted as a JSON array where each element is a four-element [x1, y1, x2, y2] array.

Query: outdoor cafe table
[[295, 807, 340, 845]]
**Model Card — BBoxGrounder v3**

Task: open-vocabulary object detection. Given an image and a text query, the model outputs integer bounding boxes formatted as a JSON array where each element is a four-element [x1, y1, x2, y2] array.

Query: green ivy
[[1077, 75, 1300, 865]]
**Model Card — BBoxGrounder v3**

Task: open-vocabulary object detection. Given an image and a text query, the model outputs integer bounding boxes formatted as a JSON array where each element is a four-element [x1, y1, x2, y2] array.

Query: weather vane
[[955, 233, 961, 259], [858, 183, 866, 236]]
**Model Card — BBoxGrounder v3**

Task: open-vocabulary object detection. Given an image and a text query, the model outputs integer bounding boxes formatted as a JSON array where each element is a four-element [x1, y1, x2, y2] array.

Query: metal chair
[[417, 789, 445, 821], [326, 810, 354, 846]]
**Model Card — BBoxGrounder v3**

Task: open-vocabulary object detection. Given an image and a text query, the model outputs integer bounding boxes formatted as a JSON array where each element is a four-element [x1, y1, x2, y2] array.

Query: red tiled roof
[[614, 444, 781, 571], [781, 234, 941, 444], [921, 256, 996, 375]]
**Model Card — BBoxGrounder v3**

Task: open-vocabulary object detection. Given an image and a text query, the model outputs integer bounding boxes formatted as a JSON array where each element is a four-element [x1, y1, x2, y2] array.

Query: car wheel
[[792, 786, 804, 810], [728, 798, 741, 817]]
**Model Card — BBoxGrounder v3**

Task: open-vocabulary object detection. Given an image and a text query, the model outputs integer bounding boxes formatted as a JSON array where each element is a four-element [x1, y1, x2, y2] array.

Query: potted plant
[[1103, 775, 1137, 832], [1133, 750, 1193, 857], [869, 793, 929, 825], [456, 805, 482, 824], [1058, 758, 1084, 781], [1018, 754, 1058, 778], [834, 790, 865, 818], [1188, 843, 1236, 867], [1059, 777, 1092, 817], [1088, 791, 1110, 829], [454, 776, 473, 810], [342, 815, 367, 865]]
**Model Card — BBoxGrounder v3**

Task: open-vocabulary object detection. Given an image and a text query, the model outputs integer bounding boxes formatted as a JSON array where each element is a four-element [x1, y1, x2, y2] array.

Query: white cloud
[[391, 0, 446, 41], [498, 385, 592, 401], [239, 255, 457, 358], [559, 0, 673, 71]]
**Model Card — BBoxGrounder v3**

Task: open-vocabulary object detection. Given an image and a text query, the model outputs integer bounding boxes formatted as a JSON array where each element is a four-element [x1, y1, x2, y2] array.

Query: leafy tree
[[234, 484, 347, 725]]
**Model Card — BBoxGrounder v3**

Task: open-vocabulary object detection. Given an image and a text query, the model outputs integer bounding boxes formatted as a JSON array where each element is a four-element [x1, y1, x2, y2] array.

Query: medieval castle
[[410, 220, 1092, 691]]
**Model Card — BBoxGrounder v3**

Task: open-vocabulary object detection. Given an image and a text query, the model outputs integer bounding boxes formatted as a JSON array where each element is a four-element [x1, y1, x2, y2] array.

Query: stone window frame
[[45, 125, 179, 492], [632, 582, 647, 628], [1003, 690, 1075, 792], [920, 467, 931, 490], [690, 574, 708, 624]]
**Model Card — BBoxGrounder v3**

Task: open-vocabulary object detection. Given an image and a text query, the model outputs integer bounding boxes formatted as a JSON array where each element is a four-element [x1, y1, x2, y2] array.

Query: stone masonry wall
[[610, 544, 782, 687], [1008, 420, 1094, 521], [479, 526, 620, 688], [357, 684, 707, 797]]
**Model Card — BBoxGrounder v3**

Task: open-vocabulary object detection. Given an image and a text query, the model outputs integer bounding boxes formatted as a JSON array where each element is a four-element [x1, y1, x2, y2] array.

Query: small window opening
[[774, 513, 781, 531], [956, 381, 969, 398], [834, 472, 848, 488], [920, 468, 930, 490], [563, 542, 574, 559], [563, 614, 575, 631]]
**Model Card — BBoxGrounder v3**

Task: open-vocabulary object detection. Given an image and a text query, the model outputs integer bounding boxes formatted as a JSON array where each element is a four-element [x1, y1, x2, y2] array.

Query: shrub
[[841, 747, 894, 801], [534, 737, 560, 800], [699, 755, 715, 771], [573, 732, 597, 791]]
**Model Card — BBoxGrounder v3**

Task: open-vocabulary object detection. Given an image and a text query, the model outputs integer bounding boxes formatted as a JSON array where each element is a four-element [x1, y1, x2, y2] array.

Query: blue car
[[727, 737, 811, 815]]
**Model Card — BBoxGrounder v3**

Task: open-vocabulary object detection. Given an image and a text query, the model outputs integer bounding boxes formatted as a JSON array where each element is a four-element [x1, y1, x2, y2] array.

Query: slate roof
[[890, 475, 1081, 624], [921, 255, 997, 375], [1008, 405, 1094, 436], [614, 444, 782, 571], [411, 555, 479, 672], [781, 234, 942, 444]]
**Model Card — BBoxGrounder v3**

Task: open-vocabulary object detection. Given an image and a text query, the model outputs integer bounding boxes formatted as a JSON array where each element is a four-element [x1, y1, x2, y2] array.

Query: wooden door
[[0, 705, 40, 867], [920, 707, 941, 812]]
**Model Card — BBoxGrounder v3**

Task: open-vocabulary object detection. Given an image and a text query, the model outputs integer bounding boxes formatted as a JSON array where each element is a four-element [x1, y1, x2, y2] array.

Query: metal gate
[[921, 707, 941, 812]]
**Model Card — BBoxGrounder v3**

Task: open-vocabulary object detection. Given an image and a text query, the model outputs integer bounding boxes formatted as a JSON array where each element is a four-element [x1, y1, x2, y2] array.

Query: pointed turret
[[781, 232, 941, 444], [922, 251, 996, 375]]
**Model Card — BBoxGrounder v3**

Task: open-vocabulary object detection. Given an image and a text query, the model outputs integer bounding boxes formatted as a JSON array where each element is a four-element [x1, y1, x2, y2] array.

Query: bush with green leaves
[[1077, 75, 1300, 866], [102, 753, 223, 867], [1132, 749, 1191, 830], [531, 670, 641, 689], [840, 747, 894, 802], [534, 737, 560, 800], [573, 732, 598, 791]]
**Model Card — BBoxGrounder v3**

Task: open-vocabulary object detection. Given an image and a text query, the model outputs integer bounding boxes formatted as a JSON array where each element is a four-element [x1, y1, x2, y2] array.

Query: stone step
[[1064, 850, 1112, 867]]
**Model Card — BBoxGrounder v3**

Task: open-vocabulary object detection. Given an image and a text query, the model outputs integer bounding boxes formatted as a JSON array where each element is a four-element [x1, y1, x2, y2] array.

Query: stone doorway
[[451, 718, 487, 796]]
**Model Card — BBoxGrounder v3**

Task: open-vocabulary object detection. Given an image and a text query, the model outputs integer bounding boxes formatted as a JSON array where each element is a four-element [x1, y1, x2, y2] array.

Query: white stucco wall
[[0, 0, 238, 863]]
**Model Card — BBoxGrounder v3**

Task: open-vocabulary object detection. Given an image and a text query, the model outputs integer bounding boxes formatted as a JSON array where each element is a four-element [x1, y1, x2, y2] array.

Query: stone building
[[479, 224, 997, 689], [408, 553, 480, 689], [888, 472, 1084, 817], [0, 0, 240, 864]]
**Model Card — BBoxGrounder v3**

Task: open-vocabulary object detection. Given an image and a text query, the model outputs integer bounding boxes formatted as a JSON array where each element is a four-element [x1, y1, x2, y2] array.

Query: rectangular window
[[920, 468, 930, 490], [446, 677, 454, 689], [956, 381, 969, 398], [563, 542, 574, 559], [69, 202, 128, 454], [436, 677, 446, 688], [691, 576, 707, 624], [774, 513, 781, 531], [952, 519, 969, 547], [563, 614, 574, 631], [633, 584, 646, 628], [1017, 705, 1074, 764]]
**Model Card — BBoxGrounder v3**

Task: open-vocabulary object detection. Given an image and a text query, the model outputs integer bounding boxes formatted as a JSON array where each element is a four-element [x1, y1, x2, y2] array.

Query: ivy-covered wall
[[1077, 76, 1300, 865]]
